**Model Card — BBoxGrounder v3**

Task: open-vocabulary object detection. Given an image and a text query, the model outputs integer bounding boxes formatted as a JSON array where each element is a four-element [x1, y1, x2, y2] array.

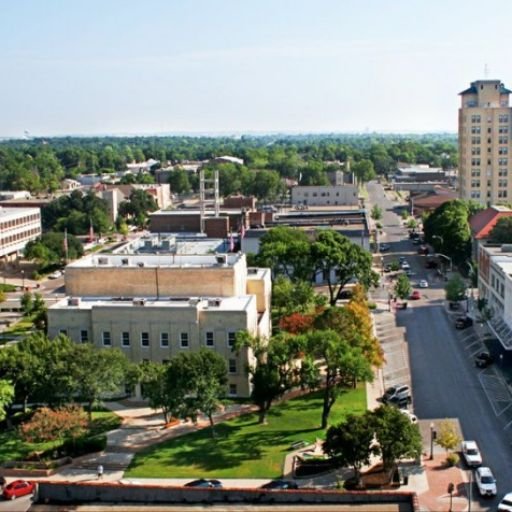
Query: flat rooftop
[[67, 252, 243, 269], [51, 295, 255, 312], [113, 234, 229, 255], [0, 206, 40, 218]]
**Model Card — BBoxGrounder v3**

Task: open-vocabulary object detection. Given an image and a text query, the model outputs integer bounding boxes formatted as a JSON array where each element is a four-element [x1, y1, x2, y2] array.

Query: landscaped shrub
[[446, 453, 459, 467], [61, 434, 107, 458]]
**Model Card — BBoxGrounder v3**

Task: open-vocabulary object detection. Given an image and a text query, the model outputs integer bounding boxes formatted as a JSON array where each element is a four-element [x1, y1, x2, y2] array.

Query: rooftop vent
[[133, 298, 146, 306], [98, 257, 108, 265], [137, 262, 145, 268], [68, 297, 80, 306], [121, 258, 129, 265], [215, 254, 227, 265], [208, 298, 222, 307]]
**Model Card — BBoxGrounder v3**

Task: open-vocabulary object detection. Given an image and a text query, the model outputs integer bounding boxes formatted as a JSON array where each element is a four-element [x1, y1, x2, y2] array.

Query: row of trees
[[0, 134, 457, 194], [0, 334, 136, 421], [324, 406, 422, 486], [252, 227, 379, 305]]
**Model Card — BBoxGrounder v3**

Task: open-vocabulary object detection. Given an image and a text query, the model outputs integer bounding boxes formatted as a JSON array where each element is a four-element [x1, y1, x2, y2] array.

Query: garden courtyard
[[126, 387, 366, 479]]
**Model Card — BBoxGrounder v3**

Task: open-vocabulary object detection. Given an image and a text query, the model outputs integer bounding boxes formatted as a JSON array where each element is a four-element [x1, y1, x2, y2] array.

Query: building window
[[229, 384, 238, 396], [160, 332, 169, 347], [499, 158, 508, 166], [471, 115, 481, 123], [499, 114, 509, 123], [205, 331, 214, 347], [471, 126, 481, 134], [499, 179, 508, 188], [470, 191, 481, 199], [499, 169, 508, 177], [471, 148, 480, 155], [500, 147, 509, 155], [141, 332, 150, 347], [121, 332, 130, 347], [229, 359, 237, 374], [102, 331, 111, 346], [180, 332, 189, 348], [80, 330, 89, 343], [471, 158, 481, 166], [471, 180, 480, 188], [471, 169, 481, 177], [227, 331, 236, 349]]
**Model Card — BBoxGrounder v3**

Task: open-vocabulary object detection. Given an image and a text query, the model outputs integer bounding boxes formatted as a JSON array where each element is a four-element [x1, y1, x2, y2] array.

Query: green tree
[[0, 379, 14, 421], [20, 291, 33, 316], [235, 332, 304, 425], [70, 344, 131, 421], [444, 274, 466, 302], [324, 412, 377, 487], [352, 159, 376, 184], [271, 276, 323, 317], [141, 362, 172, 423], [311, 230, 378, 306], [423, 200, 472, 264], [394, 274, 411, 301], [435, 420, 461, 454], [164, 349, 228, 437], [370, 204, 383, 221], [489, 217, 512, 244], [168, 168, 192, 194], [118, 189, 158, 228], [303, 329, 373, 429], [25, 231, 83, 267], [257, 227, 314, 282], [372, 405, 422, 470]]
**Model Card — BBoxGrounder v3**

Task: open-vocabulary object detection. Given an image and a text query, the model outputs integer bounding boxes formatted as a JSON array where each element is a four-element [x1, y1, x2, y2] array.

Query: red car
[[410, 290, 421, 300], [3, 480, 35, 500]]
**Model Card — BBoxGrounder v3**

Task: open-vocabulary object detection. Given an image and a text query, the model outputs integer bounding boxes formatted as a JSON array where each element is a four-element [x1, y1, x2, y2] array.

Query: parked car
[[475, 466, 497, 497], [2, 480, 35, 500], [399, 256, 406, 263], [455, 316, 473, 329], [418, 245, 429, 255], [383, 384, 410, 403], [448, 301, 461, 311], [475, 352, 494, 368], [401, 261, 410, 270], [379, 243, 390, 252], [498, 492, 512, 511], [339, 289, 353, 300], [461, 440, 482, 467], [410, 290, 421, 300], [383, 265, 392, 273], [261, 480, 299, 490], [48, 270, 63, 279], [184, 479, 223, 488], [425, 259, 438, 269], [419, 280, 429, 288]]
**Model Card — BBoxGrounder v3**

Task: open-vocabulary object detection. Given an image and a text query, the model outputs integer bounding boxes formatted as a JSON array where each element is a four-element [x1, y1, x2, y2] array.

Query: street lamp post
[[448, 482, 455, 512], [429, 422, 436, 460], [21, 270, 25, 290]]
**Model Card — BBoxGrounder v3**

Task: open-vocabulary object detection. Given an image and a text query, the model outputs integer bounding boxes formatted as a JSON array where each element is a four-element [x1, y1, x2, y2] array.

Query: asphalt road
[[368, 181, 512, 510]]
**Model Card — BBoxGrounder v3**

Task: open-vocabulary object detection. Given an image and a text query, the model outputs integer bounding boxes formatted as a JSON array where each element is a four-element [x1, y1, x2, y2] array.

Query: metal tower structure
[[199, 169, 220, 233]]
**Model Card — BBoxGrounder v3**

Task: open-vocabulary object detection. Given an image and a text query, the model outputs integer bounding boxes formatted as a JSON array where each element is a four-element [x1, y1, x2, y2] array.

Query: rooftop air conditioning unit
[[132, 298, 146, 306], [121, 258, 129, 265], [98, 257, 108, 265], [68, 297, 80, 306], [208, 298, 222, 307], [137, 262, 145, 268]]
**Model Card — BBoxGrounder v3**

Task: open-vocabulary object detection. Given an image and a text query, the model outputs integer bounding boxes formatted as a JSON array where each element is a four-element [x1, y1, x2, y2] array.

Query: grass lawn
[[2, 317, 35, 336], [0, 409, 122, 463], [126, 387, 366, 479]]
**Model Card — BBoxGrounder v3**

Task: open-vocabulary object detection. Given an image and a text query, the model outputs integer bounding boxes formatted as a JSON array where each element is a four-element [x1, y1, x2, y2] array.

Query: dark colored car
[[261, 480, 299, 490], [2, 480, 36, 500], [184, 479, 223, 488], [425, 260, 438, 269], [383, 265, 392, 273], [379, 243, 390, 252], [448, 301, 461, 311], [475, 352, 494, 368], [455, 316, 473, 329]]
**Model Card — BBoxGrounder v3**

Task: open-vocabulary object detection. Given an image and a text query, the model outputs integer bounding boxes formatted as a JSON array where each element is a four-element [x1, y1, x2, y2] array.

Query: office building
[[0, 207, 42, 260], [459, 79, 512, 205]]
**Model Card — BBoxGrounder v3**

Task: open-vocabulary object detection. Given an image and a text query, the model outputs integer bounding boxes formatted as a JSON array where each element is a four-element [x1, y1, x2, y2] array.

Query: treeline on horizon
[[0, 133, 458, 194]]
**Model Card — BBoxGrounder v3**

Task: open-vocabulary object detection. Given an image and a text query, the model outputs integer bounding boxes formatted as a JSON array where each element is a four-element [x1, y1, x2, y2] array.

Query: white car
[[475, 466, 497, 497], [498, 492, 512, 511], [401, 261, 410, 270], [48, 270, 63, 279], [461, 440, 482, 467], [419, 279, 429, 288], [400, 410, 418, 424]]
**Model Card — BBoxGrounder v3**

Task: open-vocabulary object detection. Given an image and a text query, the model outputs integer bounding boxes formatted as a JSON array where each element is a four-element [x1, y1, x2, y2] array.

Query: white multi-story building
[[0, 207, 41, 260], [47, 248, 271, 397], [291, 185, 358, 207]]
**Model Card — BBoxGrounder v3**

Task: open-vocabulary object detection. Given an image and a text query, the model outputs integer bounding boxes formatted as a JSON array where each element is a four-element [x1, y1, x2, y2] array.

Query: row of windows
[[499, 180, 508, 188], [499, 190, 508, 198], [0, 214, 40, 230], [75, 330, 239, 349], [302, 191, 344, 197], [470, 158, 509, 166], [0, 228, 40, 245], [470, 114, 510, 124], [499, 169, 509, 177]]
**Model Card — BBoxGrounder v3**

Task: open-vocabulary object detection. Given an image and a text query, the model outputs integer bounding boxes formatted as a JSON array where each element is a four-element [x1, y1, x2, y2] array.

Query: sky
[[1, 0, 512, 137]]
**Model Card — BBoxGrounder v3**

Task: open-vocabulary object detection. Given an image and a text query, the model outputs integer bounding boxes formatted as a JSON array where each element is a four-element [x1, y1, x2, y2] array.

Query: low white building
[[291, 185, 358, 207], [0, 207, 41, 260]]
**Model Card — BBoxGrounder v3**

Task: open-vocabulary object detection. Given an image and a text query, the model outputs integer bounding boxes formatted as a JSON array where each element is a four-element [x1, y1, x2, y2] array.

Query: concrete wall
[[291, 185, 358, 206], [35, 481, 418, 510]]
